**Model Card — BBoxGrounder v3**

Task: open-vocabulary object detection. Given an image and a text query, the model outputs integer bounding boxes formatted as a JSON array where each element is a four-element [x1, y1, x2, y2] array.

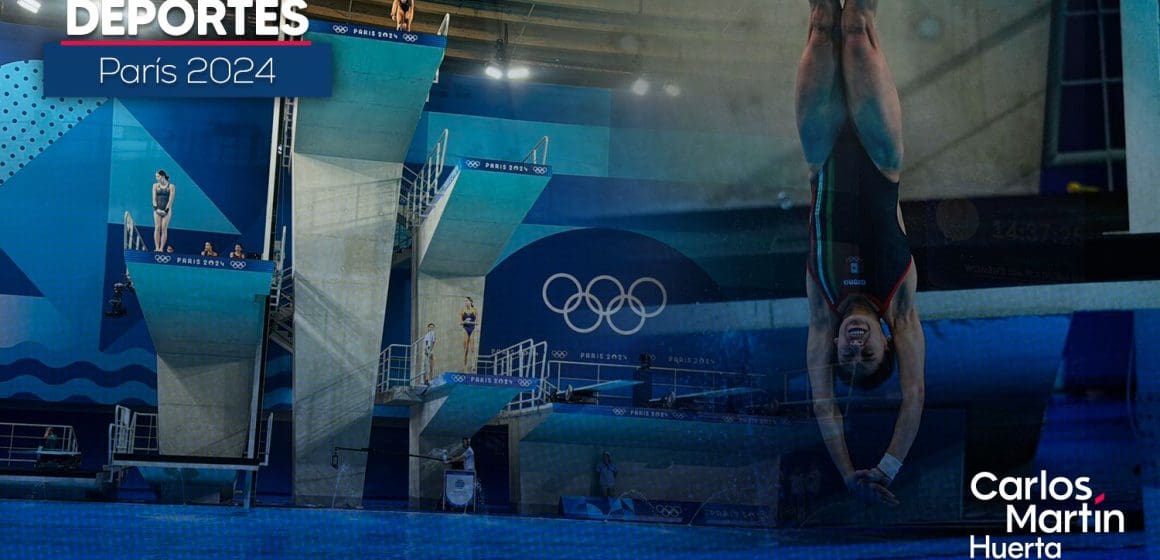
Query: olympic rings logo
[[452, 375, 466, 383], [551, 350, 568, 359], [154, 255, 171, 264], [403, 33, 419, 42], [518, 379, 532, 387], [332, 25, 349, 34], [532, 166, 547, 175], [652, 504, 684, 518], [541, 274, 666, 336], [230, 261, 247, 270], [612, 408, 626, 416], [465, 160, 481, 169]]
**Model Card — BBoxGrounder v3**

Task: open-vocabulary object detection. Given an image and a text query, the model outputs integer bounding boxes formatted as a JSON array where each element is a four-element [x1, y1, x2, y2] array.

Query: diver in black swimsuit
[[797, 0, 925, 507], [152, 170, 175, 252], [461, 296, 478, 372], [391, 0, 415, 31]]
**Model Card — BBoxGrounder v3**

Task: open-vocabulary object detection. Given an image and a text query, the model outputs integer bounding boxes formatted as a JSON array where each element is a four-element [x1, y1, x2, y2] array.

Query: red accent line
[[1094, 493, 1106, 505], [59, 40, 312, 47], [881, 259, 914, 314]]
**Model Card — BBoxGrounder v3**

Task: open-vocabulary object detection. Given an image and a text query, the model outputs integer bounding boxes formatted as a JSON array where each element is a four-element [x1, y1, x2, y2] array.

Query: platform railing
[[401, 128, 449, 228], [522, 136, 550, 165], [478, 339, 548, 412], [257, 412, 274, 467], [123, 211, 149, 251], [437, 13, 450, 36], [376, 343, 414, 392], [0, 422, 79, 467], [545, 360, 773, 410]]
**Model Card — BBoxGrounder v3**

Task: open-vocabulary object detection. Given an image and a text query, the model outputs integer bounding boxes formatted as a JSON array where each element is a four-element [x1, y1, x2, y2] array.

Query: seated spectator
[[230, 244, 245, 259], [42, 427, 58, 451], [201, 242, 218, 257]]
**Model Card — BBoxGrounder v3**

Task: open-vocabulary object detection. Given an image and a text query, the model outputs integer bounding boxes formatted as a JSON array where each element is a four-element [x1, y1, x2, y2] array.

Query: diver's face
[[834, 313, 887, 376]]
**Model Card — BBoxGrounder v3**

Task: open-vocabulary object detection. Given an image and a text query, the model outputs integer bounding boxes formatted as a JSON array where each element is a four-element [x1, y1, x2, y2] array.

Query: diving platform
[[417, 158, 553, 276], [415, 373, 539, 438], [290, 19, 448, 508], [124, 251, 274, 458], [520, 404, 810, 455], [295, 20, 447, 162]]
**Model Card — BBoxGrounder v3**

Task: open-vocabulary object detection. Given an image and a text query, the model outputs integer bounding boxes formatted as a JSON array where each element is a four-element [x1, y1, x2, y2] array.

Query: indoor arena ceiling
[[304, 0, 787, 88]]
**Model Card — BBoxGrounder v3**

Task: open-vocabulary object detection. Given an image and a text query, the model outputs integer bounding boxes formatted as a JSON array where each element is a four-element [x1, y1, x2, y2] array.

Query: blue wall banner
[[44, 42, 333, 98], [125, 250, 275, 273], [460, 158, 552, 176]]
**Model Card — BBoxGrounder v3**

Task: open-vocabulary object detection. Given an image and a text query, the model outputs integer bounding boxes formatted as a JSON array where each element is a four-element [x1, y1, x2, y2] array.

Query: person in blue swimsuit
[[797, 0, 924, 506], [391, 0, 415, 31], [152, 170, 174, 252], [460, 296, 478, 372]]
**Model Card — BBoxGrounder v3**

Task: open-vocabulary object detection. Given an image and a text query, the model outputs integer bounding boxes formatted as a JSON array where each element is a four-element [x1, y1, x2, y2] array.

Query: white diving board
[[570, 380, 641, 393]]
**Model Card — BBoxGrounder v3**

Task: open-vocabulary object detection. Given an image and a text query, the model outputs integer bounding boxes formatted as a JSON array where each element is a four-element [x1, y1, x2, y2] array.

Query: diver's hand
[[846, 474, 899, 506], [854, 467, 892, 487]]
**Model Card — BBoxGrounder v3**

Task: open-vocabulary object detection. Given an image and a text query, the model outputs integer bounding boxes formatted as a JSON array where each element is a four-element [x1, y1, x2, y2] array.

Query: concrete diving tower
[[291, 20, 448, 507], [125, 250, 274, 459]]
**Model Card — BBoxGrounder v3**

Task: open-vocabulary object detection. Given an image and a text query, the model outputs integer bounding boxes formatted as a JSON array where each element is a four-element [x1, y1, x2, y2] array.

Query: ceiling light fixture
[[17, 0, 42, 14], [631, 77, 650, 96]]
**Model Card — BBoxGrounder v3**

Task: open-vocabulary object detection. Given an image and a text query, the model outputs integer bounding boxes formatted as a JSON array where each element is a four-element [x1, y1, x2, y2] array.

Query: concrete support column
[[292, 154, 400, 507], [156, 353, 255, 456], [1121, 0, 1160, 233]]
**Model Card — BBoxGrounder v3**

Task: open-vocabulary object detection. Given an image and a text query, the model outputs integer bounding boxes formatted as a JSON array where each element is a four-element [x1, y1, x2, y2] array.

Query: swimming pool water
[[0, 500, 1145, 560]]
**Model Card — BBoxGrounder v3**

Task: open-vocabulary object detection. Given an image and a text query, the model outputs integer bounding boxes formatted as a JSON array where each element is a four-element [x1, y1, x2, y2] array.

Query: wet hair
[[157, 170, 169, 180], [427, 323, 435, 328], [833, 341, 896, 390]]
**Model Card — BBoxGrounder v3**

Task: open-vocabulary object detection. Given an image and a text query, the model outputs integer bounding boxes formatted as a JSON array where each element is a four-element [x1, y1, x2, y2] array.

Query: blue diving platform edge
[[419, 373, 539, 437], [294, 19, 447, 162], [420, 158, 553, 276], [124, 250, 275, 356]]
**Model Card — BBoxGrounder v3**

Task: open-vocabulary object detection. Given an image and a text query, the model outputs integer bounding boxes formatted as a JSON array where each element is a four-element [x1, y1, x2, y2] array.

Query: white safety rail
[[0, 423, 79, 467], [545, 361, 775, 411], [474, 339, 548, 412], [376, 343, 414, 393], [107, 406, 158, 465], [257, 412, 275, 467], [123, 211, 149, 251], [522, 136, 550, 165], [401, 128, 449, 228], [437, 14, 450, 36]]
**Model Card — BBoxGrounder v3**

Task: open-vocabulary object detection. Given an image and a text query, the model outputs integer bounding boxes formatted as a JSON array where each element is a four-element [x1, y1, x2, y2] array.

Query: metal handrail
[[402, 129, 450, 227], [544, 360, 773, 409], [123, 211, 149, 251], [0, 422, 80, 467], [522, 136, 550, 165], [437, 14, 450, 36], [258, 413, 274, 467], [376, 343, 414, 392]]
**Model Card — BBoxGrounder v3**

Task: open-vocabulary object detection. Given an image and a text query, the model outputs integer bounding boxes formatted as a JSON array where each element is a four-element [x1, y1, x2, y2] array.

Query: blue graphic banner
[[308, 20, 448, 48], [125, 250, 275, 273], [552, 403, 788, 426], [433, 373, 538, 391], [460, 158, 552, 177], [43, 42, 333, 98]]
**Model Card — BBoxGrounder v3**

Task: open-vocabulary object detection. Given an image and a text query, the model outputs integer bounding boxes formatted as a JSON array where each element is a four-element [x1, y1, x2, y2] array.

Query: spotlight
[[663, 82, 682, 97], [506, 66, 530, 80], [484, 63, 504, 80], [16, 0, 41, 13], [631, 77, 650, 96]]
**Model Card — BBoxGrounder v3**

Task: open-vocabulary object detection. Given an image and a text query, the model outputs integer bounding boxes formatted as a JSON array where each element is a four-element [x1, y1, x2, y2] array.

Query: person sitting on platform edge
[[446, 437, 474, 472], [597, 451, 617, 497], [230, 244, 245, 259], [201, 242, 218, 257]]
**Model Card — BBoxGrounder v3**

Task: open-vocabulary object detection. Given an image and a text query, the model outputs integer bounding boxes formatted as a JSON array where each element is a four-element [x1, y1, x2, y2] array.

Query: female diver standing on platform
[[391, 0, 415, 31], [461, 296, 478, 372], [797, 0, 925, 506], [152, 170, 174, 252]]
